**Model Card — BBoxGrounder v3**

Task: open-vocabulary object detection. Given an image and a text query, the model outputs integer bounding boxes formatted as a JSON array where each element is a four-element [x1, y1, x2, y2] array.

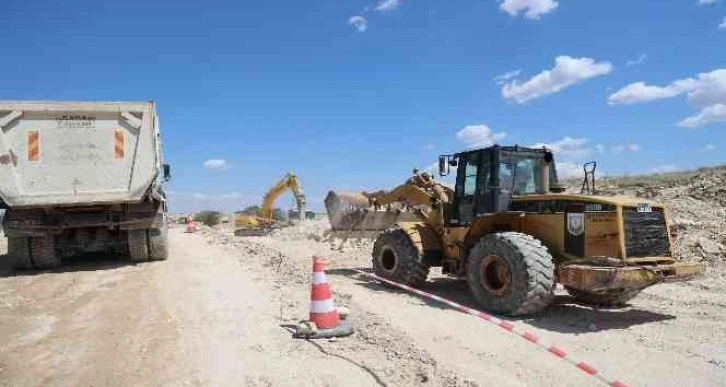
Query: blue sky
[[2, 0, 725, 212]]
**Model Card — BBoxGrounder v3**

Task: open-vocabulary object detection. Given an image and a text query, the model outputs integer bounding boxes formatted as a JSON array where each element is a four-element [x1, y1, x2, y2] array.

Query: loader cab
[[440, 145, 559, 226]]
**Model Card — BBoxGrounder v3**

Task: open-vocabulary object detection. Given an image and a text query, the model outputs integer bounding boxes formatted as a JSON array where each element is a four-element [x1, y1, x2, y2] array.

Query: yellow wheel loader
[[325, 145, 705, 316]]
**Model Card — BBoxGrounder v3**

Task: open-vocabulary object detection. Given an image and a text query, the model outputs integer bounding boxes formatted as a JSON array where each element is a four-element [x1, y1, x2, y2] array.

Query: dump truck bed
[[0, 101, 161, 208]]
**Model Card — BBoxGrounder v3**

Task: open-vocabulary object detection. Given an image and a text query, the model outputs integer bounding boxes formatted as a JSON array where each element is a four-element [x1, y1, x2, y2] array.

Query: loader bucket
[[324, 191, 421, 236]]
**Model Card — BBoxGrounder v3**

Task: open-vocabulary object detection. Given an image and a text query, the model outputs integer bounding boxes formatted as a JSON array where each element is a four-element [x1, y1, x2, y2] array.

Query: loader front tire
[[566, 287, 641, 307], [467, 232, 555, 316], [372, 229, 430, 287]]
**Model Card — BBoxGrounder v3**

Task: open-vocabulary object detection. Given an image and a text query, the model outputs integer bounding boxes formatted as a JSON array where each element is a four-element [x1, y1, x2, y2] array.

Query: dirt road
[[1, 224, 725, 386]]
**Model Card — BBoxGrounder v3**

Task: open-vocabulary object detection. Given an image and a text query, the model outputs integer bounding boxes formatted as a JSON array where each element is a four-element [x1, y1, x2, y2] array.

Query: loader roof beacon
[[0, 100, 171, 269], [326, 145, 705, 316]]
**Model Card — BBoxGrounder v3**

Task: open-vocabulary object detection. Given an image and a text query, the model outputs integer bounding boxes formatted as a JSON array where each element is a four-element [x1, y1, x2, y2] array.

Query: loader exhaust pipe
[[539, 152, 552, 194]]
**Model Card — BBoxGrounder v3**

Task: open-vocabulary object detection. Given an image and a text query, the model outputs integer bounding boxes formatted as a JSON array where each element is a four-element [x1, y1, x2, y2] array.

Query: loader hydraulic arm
[[259, 172, 306, 220]]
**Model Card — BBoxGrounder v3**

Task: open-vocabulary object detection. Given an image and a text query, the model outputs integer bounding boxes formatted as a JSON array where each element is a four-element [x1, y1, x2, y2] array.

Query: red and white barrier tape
[[353, 269, 629, 387]]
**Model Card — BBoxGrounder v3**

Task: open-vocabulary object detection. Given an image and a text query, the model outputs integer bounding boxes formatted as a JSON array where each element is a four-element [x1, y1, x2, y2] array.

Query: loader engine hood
[[510, 194, 663, 209]]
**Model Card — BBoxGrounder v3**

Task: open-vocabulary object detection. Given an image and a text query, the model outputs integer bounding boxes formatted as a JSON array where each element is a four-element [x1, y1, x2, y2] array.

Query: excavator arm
[[259, 172, 306, 221]]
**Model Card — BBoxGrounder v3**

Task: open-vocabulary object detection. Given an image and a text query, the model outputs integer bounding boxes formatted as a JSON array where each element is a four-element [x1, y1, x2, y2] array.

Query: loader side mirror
[[439, 156, 447, 176], [163, 164, 171, 181]]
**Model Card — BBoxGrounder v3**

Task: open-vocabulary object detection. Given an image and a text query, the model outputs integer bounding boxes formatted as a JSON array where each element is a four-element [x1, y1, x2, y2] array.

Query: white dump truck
[[0, 101, 171, 269]]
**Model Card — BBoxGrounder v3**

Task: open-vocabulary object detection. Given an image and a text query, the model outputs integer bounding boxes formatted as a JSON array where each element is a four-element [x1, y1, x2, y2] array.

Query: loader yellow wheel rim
[[480, 255, 512, 296], [380, 247, 398, 273]]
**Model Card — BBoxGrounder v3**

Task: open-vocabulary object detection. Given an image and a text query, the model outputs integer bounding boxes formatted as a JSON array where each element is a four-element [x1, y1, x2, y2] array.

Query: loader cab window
[[499, 154, 539, 195], [451, 152, 482, 225], [463, 163, 478, 196]]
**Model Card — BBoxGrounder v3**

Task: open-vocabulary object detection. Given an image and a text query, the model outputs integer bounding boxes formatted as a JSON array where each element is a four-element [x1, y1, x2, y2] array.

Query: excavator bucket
[[324, 191, 421, 238]]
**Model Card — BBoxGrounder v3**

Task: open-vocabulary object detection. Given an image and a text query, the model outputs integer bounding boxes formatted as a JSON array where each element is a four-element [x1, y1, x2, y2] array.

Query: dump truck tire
[[467, 232, 555, 316], [30, 236, 61, 270], [128, 230, 150, 262], [8, 237, 33, 270], [148, 227, 169, 261], [566, 287, 641, 307], [372, 228, 430, 287]]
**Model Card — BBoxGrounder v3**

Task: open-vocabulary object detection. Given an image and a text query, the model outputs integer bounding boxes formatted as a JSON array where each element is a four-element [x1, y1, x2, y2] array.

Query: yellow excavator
[[234, 172, 306, 236]]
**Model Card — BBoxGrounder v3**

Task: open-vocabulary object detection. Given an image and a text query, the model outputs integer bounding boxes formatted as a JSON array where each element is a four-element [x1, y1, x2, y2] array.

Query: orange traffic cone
[[310, 256, 341, 329], [185, 217, 196, 233], [295, 255, 353, 339]]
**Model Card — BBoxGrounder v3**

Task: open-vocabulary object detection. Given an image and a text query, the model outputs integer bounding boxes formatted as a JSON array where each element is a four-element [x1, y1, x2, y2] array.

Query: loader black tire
[[467, 232, 555, 316], [566, 287, 641, 307], [372, 228, 430, 287], [29, 236, 61, 270], [148, 227, 169, 261], [8, 237, 33, 270], [128, 230, 150, 262]]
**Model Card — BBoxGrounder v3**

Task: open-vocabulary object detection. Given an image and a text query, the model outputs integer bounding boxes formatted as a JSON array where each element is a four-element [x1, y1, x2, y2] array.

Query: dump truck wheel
[[128, 230, 150, 262], [8, 237, 33, 270], [565, 287, 641, 307], [372, 229, 430, 287], [29, 236, 61, 270], [148, 227, 169, 261], [467, 232, 555, 316]]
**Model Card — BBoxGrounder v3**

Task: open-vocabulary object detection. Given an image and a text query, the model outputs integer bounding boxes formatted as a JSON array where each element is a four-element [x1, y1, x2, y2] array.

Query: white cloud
[[699, 0, 721, 5], [649, 164, 680, 174], [456, 124, 507, 149], [595, 144, 605, 154], [348, 16, 367, 32], [607, 81, 693, 105], [609, 68, 726, 128], [719, 17, 726, 29], [493, 69, 522, 85], [375, 0, 404, 12], [555, 161, 584, 179], [678, 103, 726, 128], [626, 54, 647, 66], [611, 143, 641, 153], [502, 56, 613, 103], [531, 136, 592, 158], [499, 0, 558, 20], [702, 143, 717, 152], [203, 159, 230, 170], [423, 143, 435, 150]]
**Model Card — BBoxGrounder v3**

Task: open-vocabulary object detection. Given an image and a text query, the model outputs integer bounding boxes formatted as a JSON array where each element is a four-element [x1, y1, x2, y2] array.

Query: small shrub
[[194, 210, 223, 226]]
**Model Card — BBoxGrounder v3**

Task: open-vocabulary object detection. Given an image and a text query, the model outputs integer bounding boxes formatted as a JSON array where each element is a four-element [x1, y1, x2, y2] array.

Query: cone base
[[294, 319, 354, 339]]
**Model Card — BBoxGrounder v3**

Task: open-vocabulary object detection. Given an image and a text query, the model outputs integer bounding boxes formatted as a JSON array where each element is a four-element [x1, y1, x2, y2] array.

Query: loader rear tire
[[128, 230, 150, 262], [29, 236, 61, 270], [8, 237, 33, 270], [372, 228, 430, 287], [148, 227, 169, 261], [467, 232, 555, 316], [566, 287, 641, 307]]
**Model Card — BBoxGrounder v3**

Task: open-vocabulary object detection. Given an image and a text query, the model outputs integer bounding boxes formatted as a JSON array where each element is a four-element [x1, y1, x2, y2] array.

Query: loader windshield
[[499, 152, 544, 195]]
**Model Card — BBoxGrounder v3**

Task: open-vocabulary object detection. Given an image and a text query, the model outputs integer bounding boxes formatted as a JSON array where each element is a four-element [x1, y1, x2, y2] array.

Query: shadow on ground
[[327, 267, 676, 334], [278, 324, 387, 387], [0, 253, 144, 278]]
